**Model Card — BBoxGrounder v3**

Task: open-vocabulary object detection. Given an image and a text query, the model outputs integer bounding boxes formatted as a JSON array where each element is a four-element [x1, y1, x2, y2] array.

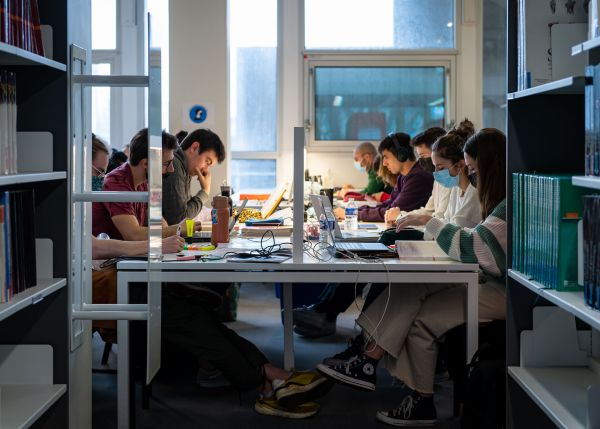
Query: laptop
[[310, 195, 394, 258], [309, 194, 381, 243]]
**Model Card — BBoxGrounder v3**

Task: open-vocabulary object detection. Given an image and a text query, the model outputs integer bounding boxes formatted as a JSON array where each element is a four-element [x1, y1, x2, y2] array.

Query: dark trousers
[[162, 288, 268, 391], [314, 282, 388, 321]]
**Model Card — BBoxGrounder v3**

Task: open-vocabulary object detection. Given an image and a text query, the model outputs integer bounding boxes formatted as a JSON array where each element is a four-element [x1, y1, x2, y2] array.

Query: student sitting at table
[[369, 155, 397, 203], [92, 128, 195, 240], [317, 128, 507, 427], [339, 141, 392, 199], [334, 132, 433, 227], [162, 128, 225, 225]]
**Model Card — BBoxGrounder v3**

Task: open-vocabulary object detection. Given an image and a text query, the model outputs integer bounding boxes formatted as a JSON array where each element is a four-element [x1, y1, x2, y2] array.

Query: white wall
[[169, 0, 228, 201], [169, 0, 483, 195]]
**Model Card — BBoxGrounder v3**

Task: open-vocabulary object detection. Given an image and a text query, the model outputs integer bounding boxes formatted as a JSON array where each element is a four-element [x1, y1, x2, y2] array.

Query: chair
[[437, 320, 506, 416]]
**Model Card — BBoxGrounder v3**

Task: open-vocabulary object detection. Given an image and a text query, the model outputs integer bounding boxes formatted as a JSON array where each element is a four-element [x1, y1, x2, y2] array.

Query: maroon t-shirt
[[92, 163, 148, 240]]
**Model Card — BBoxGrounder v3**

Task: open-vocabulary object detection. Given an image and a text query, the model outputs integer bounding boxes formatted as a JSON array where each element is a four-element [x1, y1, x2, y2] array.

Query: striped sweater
[[425, 199, 507, 279]]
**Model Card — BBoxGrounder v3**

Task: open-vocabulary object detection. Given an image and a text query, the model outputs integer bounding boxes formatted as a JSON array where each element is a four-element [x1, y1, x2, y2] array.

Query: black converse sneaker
[[322, 334, 365, 366], [316, 354, 377, 391], [376, 392, 437, 426]]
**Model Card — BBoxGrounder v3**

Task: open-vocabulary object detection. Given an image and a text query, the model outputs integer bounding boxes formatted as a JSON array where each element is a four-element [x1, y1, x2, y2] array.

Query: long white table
[[115, 240, 479, 428]]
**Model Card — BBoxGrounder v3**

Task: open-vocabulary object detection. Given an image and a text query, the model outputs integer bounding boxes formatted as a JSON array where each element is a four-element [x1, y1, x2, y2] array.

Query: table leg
[[466, 274, 479, 363], [117, 273, 130, 429], [282, 283, 295, 371]]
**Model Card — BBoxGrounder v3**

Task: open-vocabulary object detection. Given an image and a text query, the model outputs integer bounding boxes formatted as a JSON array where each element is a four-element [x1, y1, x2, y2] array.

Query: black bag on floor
[[461, 343, 506, 429]]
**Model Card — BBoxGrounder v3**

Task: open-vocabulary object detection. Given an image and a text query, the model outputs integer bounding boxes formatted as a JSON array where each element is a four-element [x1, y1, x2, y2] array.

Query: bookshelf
[[0, 1, 74, 427], [507, 2, 600, 428]]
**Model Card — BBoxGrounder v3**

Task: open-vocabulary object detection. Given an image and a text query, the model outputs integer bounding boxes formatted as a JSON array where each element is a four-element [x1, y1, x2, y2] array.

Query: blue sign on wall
[[189, 105, 207, 124]]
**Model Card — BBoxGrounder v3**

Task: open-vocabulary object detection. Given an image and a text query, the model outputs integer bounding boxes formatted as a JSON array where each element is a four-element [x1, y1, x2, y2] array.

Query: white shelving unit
[[508, 367, 600, 429], [0, 279, 66, 323], [0, 173, 66, 187], [0, 42, 65, 71], [508, 270, 600, 332], [0, 384, 67, 429], [572, 176, 600, 190], [572, 36, 600, 56], [507, 76, 586, 100]]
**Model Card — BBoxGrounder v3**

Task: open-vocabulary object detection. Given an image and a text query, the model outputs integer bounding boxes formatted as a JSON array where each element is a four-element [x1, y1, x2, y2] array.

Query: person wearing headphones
[[335, 132, 433, 222]]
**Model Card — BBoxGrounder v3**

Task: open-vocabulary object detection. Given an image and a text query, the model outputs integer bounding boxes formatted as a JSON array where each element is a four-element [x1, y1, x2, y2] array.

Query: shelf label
[[31, 294, 44, 305]]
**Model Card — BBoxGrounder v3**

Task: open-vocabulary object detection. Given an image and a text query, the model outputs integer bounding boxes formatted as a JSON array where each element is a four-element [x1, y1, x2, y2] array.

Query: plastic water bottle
[[319, 213, 331, 246], [345, 198, 358, 231]]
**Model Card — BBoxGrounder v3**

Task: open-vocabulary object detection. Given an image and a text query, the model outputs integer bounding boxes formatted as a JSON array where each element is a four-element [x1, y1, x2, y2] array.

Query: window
[[91, 63, 111, 143], [304, 1, 457, 150], [229, 0, 278, 193], [313, 66, 446, 142], [91, 0, 117, 147], [305, 0, 455, 50], [148, 0, 169, 130]]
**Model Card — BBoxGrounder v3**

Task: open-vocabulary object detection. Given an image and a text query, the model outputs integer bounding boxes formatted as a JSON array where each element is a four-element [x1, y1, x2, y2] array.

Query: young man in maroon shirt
[[92, 128, 186, 240]]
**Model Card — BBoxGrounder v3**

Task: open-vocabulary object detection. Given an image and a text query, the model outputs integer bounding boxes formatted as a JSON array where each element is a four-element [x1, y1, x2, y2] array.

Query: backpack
[[461, 343, 506, 429]]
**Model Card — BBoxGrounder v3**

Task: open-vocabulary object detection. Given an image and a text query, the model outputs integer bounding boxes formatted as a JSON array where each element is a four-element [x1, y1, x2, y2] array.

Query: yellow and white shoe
[[273, 370, 334, 408], [254, 397, 319, 419]]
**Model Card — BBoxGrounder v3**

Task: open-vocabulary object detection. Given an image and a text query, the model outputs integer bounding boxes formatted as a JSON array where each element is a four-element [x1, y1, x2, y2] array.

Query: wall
[[169, 0, 483, 195], [169, 0, 228, 201]]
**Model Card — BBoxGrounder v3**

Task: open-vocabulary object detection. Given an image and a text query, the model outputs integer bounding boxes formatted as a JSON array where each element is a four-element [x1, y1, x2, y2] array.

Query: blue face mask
[[354, 161, 366, 173], [433, 168, 459, 188], [92, 175, 104, 192]]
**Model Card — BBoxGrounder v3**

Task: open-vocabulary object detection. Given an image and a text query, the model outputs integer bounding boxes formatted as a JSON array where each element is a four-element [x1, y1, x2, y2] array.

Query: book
[[513, 174, 589, 291], [583, 196, 600, 309], [395, 240, 453, 261], [0, 0, 44, 56]]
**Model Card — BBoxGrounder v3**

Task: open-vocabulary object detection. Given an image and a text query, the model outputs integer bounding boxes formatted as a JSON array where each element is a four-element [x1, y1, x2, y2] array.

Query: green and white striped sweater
[[425, 199, 507, 279]]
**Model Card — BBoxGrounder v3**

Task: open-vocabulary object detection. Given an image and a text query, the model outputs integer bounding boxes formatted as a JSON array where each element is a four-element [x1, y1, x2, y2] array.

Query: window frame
[[303, 53, 457, 152]]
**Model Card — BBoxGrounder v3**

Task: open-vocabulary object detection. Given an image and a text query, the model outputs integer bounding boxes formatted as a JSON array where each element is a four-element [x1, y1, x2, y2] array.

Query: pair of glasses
[[93, 165, 106, 176], [162, 159, 174, 168]]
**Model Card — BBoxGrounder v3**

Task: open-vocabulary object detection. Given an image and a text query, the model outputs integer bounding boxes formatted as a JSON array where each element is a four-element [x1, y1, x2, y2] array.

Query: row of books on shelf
[[585, 65, 600, 176], [512, 173, 600, 310], [0, 71, 17, 175], [583, 196, 600, 309], [0, 0, 44, 56], [0, 190, 37, 303]]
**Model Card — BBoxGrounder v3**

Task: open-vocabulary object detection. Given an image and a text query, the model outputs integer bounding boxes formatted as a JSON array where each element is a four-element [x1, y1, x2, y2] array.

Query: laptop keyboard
[[336, 242, 368, 251]]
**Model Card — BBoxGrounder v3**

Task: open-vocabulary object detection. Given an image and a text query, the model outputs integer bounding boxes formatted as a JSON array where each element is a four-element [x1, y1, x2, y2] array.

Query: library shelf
[[0, 42, 66, 71], [0, 384, 67, 428], [0, 279, 67, 323], [572, 36, 600, 56], [0, 172, 67, 187], [508, 366, 600, 429], [508, 270, 600, 331], [507, 76, 585, 100], [572, 175, 600, 190]]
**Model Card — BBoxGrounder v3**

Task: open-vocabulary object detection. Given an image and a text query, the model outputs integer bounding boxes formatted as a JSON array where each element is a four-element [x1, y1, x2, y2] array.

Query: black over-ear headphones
[[388, 132, 412, 162]]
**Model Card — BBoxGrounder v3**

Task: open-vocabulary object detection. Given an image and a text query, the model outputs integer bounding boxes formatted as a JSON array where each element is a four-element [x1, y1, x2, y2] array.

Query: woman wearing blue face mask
[[395, 119, 481, 232]]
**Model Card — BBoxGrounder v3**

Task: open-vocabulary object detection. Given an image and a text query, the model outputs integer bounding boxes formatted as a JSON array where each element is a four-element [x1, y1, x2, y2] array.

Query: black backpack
[[461, 343, 506, 429]]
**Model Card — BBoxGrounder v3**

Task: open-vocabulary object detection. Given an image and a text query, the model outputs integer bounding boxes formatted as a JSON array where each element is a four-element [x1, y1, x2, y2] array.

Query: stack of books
[[0, 0, 45, 56], [512, 174, 587, 291], [0, 190, 37, 303], [583, 196, 600, 309], [0, 71, 18, 175]]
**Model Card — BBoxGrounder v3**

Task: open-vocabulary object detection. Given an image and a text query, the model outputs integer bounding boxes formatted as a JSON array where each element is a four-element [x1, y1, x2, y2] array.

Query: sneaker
[[376, 393, 437, 426], [316, 354, 377, 391], [322, 334, 365, 366], [273, 371, 334, 408], [196, 367, 231, 388], [255, 397, 319, 419], [293, 305, 336, 337], [293, 323, 335, 338]]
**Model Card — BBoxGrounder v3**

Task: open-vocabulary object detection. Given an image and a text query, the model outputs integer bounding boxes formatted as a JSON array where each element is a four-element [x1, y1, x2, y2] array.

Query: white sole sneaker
[[376, 411, 436, 426], [316, 363, 375, 391]]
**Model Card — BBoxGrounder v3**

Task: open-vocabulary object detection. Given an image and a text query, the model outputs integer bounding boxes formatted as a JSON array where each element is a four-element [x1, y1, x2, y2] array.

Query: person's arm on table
[[92, 234, 184, 259]]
